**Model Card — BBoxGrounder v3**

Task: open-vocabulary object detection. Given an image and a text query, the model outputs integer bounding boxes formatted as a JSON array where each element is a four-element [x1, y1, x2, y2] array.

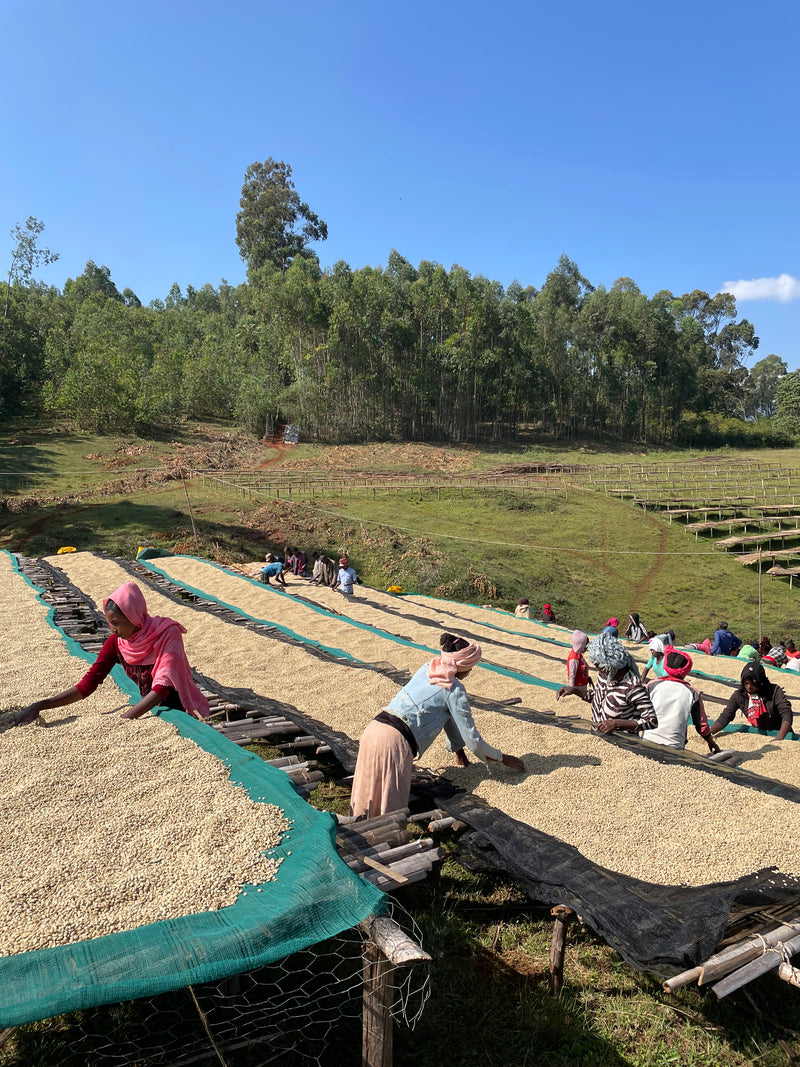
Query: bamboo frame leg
[[362, 943, 394, 1067], [549, 906, 574, 995], [360, 915, 431, 1066]]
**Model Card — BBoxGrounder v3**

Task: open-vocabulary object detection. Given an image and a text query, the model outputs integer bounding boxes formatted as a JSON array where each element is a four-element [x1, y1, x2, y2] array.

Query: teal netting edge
[[8, 550, 138, 695], [1, 552, 385, 1028], [392, 590, 783, 691], [718, 722, 799, 740], [139, 556, 798, 732], [140, 556, 563, 692]]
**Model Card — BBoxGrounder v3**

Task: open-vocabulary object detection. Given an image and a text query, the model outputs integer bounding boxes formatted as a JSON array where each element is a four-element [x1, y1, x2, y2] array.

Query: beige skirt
[[349, 718, 414, 819]]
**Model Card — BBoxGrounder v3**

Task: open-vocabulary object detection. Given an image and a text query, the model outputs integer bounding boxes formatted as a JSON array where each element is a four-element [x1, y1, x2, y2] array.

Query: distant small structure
[[283, 424, 300, 444]]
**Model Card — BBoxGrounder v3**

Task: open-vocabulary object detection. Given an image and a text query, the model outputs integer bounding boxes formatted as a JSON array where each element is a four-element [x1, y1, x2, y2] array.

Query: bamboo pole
[[694, 919, 800, 986], [712, 930, 800, 998], [662, 965, 702, 993]]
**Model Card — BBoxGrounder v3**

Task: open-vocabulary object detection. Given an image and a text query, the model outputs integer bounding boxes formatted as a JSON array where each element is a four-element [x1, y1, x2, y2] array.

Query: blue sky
[[3, 0, 799, 368]]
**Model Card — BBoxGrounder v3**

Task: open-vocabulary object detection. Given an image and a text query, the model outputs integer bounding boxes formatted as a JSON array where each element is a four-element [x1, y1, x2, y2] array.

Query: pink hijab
[[427, 642, 482, 689], [104, 582, 210, 719], [572, 630, 589, 653]]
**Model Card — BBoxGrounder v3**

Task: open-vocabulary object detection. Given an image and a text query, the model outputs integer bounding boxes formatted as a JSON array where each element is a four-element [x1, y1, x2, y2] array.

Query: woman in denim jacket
[[349, 633, 524, 819]]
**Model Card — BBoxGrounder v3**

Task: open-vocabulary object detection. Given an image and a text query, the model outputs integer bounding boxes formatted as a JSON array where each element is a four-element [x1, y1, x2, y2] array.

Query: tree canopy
[[4, 216, 59, 318], [0, 199, 792, 449], [235, 158, 328, 274]]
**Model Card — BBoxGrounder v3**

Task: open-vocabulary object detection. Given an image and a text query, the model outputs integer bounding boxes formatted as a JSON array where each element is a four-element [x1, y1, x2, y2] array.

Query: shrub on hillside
[[676, 413, 796, 448]]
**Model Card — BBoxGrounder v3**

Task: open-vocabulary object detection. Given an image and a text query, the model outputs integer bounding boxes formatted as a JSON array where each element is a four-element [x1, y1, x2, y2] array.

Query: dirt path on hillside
[[630, 520, 669, 606], [255, 440, 290, 470]]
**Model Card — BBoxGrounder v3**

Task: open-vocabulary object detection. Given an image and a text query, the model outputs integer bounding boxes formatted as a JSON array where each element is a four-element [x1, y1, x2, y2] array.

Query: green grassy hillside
[[1, 423, 798, 643]]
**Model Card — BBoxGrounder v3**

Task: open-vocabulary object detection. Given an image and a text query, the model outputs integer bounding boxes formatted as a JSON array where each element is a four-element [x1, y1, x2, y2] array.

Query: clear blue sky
[[3, 0, 799, 368]]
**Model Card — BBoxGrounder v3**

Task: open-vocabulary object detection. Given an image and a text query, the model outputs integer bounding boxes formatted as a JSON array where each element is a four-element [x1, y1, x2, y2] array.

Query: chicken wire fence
[[0, 902, 430, 1067]]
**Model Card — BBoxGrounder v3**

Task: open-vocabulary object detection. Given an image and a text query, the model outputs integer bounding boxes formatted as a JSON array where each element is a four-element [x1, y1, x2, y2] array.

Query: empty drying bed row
[[48, 554, 800, 887], [0, 554, 288, 957]]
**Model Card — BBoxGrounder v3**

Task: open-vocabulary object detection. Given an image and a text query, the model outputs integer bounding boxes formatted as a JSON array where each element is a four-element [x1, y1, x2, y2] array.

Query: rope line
[[246, 491, 755, 557]]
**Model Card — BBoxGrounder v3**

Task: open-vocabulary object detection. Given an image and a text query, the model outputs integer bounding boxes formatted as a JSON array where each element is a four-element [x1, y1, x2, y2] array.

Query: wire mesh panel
[[0, 906, 430, 1067]]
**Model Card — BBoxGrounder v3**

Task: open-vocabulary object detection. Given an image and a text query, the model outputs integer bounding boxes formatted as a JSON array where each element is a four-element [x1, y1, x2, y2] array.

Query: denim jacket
[[385, 663, 501, 763]]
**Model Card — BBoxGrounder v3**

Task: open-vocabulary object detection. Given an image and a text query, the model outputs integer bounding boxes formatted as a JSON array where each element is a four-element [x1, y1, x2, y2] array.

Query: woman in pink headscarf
[[13, 581, 210, 725], [556, 631, 592, 702], [349, 633, 524, 819]]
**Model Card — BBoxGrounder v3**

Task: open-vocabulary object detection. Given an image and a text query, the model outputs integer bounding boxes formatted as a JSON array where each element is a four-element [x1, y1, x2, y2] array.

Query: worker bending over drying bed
[[645, 648, 720, 754], [586, 631, 658, 736], [12, 581, 210, 725], [349, 634, 524, 819]]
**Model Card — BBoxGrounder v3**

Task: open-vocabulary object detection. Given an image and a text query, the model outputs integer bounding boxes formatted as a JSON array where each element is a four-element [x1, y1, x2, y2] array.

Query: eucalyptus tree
[[776, 371, 800, 433], [748, 354, 788, 419], [531, 256, 594, 436], [4, 216, 59, 318], [236, 158, 327, 274]]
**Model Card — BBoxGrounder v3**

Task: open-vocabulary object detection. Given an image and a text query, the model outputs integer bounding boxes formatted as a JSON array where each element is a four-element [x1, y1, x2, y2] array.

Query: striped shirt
[[590, 671, 657, 732]]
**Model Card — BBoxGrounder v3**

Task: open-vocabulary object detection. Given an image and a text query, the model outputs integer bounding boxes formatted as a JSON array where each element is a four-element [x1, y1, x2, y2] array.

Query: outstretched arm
[[120, 690, 163, 720], [13, 687, 83, 725]]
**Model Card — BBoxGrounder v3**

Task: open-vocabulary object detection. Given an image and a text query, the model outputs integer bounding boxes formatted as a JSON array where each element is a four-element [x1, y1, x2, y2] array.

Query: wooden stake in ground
[[180, 468, 199, 544], [549, 905, 574, 995], [758, 549, 763, 648]]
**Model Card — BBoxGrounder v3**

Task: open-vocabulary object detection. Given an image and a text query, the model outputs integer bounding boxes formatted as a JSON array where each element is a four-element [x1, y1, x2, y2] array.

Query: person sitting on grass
[[542, 603, 556, 623], [12, 581, 210, 725], [711, 621, 742, 657], [645, 648, 720, 754], [515, 598, 531, 619], [259, 554, 288, 586]]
